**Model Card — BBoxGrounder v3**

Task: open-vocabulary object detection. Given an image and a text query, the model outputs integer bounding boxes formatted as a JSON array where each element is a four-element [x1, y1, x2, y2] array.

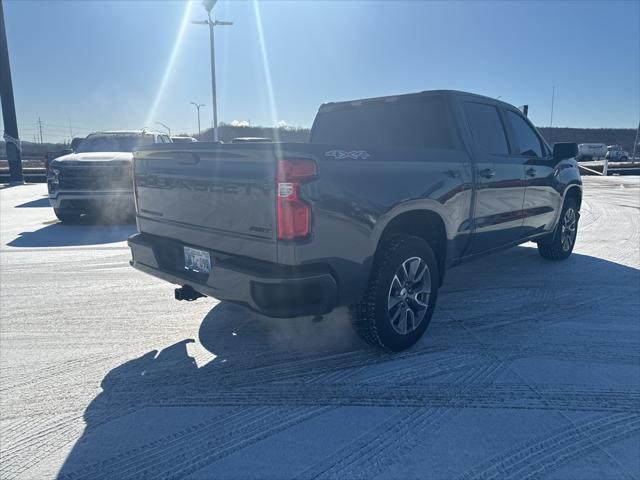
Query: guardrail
[[0, 168, 47, 183], [578, 160, 640, 176]]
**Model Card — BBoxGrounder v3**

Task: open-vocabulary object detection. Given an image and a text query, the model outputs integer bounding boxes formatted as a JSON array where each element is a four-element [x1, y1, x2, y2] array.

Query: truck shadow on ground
[[56, 246, 640, 479], [15, 196, 50, 208], [7, 218, 136, 247]]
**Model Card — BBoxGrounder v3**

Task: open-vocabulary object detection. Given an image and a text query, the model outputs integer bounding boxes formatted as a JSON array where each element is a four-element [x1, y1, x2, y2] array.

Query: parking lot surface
[[1, 177, 639, 480]]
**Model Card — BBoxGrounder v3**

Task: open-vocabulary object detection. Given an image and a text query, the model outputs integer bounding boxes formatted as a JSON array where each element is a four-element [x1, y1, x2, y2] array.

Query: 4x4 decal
[[324, 150, 371, 160]]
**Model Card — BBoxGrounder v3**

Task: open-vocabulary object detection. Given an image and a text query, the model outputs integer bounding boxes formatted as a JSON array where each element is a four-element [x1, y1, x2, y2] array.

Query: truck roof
[[318, 89, 513, 112]]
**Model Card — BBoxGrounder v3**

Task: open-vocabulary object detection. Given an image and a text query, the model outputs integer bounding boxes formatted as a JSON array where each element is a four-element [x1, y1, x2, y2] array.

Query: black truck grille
[[57, 163, 133, 191]]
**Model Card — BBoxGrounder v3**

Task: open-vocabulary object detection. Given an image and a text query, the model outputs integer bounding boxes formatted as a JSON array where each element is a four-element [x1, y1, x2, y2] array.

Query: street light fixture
[[155, 121, 171, 136], [191, 0, 232, 142], [190, 102, 205, 139]]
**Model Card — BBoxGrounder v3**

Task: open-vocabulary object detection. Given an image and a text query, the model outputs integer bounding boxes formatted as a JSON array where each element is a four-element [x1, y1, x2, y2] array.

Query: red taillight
[[277, 159, 316, 240]]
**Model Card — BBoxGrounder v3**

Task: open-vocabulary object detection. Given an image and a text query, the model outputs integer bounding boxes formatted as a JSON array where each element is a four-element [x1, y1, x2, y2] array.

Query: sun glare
[[144, 1, 194, 129], [252, 0, 282, 148]]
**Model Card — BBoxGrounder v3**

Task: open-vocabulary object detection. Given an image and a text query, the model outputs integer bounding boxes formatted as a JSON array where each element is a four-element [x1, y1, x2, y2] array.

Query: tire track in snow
[[57, 407, 331, 480], [455, 413, 640, 480], [294, 360, 507, 480], [153, 383, 638, 413]]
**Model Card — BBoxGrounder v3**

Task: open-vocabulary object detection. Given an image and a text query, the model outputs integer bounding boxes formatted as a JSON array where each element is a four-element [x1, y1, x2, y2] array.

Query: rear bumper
[[48, 190, 134, 210], [128, 233, 338, 318]]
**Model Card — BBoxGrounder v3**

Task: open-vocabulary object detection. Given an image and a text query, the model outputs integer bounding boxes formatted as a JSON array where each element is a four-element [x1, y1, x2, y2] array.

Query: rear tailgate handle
[[526, 168, 537, 177], [176, 152, 200, 165]]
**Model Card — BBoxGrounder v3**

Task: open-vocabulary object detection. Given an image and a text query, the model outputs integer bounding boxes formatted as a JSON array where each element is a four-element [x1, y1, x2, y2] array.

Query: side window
[[506, 111, 543, 157], [464, 102, 509, 155]]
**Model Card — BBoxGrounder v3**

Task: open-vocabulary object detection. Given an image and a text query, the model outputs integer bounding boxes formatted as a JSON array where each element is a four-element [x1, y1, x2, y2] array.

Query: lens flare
[[144, 1, 194, 128], [253, 0, 282, 150]]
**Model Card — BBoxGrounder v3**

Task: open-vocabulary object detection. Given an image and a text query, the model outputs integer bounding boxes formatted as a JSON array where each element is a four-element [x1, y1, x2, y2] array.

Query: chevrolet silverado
[[128, 90, 581, 351]]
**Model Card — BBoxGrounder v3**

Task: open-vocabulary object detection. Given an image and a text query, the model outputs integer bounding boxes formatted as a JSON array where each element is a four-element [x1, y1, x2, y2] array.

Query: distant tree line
[[538, 127, 637, 153], [1, 126, 637, 160], [196, 124, 310, 143]]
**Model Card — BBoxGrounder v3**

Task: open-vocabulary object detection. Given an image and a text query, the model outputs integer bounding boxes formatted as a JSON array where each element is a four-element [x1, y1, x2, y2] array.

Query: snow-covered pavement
[[1, 177, 638, 479]]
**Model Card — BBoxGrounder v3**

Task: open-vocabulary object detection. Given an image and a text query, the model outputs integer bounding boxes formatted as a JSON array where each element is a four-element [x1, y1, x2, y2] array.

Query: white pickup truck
[[605, 145, 630, 162], [48, 130, 171, 222]]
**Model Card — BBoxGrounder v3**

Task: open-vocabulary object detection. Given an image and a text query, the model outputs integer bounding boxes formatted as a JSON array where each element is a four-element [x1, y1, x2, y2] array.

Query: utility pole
[[549, 86, 555, 144], [190, 102, 205, 138], [192, 0, 232, 143], [0, 0, 23, 184], [38, 117, 43, 143], [68, 118, 73, 142], [632, 121, 639, 164], [549, 86, 556, 128]]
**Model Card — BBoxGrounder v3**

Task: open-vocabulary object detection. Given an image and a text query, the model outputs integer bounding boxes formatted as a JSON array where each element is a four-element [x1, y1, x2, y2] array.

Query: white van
[[577, 143, 607, 161]]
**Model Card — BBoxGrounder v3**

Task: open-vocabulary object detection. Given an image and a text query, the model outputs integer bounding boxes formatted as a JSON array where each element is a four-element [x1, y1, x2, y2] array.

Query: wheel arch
[[564, 184, 582, 209], [374, 209, 448, 285]]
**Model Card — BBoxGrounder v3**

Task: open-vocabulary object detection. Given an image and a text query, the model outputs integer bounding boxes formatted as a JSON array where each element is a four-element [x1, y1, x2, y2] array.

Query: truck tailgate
[[133, 144, 278, 263]]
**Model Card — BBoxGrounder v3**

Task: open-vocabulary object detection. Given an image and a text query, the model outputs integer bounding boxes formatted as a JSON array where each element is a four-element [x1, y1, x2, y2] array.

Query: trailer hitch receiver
[[175, 285, 205, 301]]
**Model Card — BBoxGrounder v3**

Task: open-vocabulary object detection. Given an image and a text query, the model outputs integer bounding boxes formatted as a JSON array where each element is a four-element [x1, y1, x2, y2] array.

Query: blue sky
[[2, 0, 639, 143]]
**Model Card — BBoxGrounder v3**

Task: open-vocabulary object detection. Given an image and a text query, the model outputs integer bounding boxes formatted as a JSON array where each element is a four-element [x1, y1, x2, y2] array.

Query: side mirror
[[553, 142, 578, 161]]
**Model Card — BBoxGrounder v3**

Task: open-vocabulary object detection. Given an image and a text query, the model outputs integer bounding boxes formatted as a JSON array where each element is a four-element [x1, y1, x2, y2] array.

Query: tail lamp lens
[[277, 159, 316, 240]]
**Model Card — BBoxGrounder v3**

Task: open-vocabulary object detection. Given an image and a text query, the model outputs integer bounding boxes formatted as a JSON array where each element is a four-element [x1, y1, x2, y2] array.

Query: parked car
[[48, 130, 171, 223], [576, 143, 606, 161], [128, 90, 581, 351], [171, 136, 198, 143], [605, 145, 629, 162]]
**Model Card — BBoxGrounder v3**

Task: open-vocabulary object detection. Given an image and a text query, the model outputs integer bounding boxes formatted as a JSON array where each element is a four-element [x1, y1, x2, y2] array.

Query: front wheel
[[349, 235, 439, 351], [54, 208, 82, 224], [537, 198, 579, 260], [619, 156, 628, 162]]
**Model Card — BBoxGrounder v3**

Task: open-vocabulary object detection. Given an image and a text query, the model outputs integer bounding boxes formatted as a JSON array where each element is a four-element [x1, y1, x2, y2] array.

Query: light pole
[[155, 121, 171, 136], [632, 121, 639, 164], [192, 0, 232, 143], [0, 0, 24, 184], [190, 102, 205, 138]]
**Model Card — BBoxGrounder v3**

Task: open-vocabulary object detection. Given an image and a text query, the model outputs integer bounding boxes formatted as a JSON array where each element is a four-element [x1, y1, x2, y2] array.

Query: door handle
[[478, 168, 495, 179], [526, 168, 537, 177]]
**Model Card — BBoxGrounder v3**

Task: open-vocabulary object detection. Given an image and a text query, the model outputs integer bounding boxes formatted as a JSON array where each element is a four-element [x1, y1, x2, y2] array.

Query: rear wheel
[[349, 235, 439, 351], [619, 156, 628, 162], [54, 208, 82, 224], [537, 198, 578, 260]]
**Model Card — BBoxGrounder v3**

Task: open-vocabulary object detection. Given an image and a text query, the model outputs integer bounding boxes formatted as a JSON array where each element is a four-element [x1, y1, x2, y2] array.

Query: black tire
[[537, 198, 579, 261], [54, 208, 82, 224], [619, 156, 628, 162], [349, 235, 439, 351]]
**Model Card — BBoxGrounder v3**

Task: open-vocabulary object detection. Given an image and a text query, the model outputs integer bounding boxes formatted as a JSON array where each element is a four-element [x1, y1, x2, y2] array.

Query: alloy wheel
[[561, 208, 577, 252], [387, 256, 431, 335]]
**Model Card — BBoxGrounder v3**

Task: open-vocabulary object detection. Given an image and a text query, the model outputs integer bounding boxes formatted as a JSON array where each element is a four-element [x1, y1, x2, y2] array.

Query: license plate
[[184, 246, 211, 274]]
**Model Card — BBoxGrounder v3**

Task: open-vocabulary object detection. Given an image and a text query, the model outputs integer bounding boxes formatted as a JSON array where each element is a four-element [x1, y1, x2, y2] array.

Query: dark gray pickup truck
[[128, 90, 581, 351]]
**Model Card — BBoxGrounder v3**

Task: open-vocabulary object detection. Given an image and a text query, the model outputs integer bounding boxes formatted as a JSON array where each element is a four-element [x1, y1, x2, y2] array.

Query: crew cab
[[48, 130, 171, 222], [128, 90, 581, 351]]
